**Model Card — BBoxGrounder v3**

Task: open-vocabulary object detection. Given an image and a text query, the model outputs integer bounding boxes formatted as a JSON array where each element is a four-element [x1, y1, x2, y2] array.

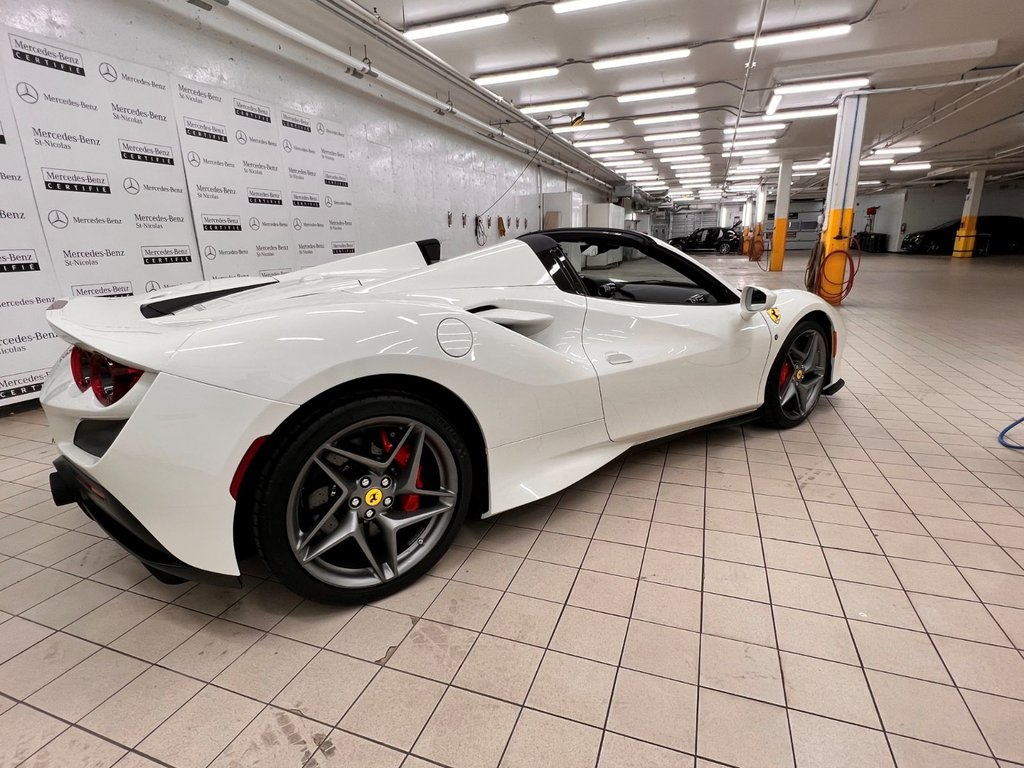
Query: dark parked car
[[670, 227, 740, 254], [901, 215, 1024, 254]]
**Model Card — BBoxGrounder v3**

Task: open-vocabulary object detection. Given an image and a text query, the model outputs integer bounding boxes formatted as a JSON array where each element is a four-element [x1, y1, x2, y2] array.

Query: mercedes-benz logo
[[316, 122, 325, 135], [47, 209, 68, 229], [235, 129, 247, 145], [123, 177, 140, 195], [325, 196, 333, 208], [145, 281, 162, 293], [98, 62, 118, 82], [187, 151, 201, 167], [16, 82, 38, 104], [248, 216, 260, 231], [282, 139, 292, 153], [293, 217, 302, 230], [203, 245, 217, 260]]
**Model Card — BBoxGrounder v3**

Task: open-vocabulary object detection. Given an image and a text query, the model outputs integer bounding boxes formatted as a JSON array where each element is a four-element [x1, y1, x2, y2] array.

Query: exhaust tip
[[49, 471, 78, 507]]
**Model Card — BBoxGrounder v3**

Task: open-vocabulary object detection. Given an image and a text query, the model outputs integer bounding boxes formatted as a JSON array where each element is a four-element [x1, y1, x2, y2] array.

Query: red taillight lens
[[71, 346, 93, 392]]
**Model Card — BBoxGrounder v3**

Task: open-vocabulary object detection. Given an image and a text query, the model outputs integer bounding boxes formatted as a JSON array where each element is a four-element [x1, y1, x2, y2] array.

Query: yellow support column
[[818, 94, 867, 305], [953, 170, 985, 257], [770, 159, 793, 271]]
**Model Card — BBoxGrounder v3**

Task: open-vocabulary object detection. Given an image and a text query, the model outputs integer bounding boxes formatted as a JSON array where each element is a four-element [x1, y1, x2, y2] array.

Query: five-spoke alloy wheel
[[252, 393, 471, 603], [760, 321, 829, 428]]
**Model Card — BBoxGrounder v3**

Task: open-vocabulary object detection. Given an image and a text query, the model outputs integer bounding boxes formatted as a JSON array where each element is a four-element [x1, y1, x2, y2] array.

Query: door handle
[[606, 352, 633, 365]]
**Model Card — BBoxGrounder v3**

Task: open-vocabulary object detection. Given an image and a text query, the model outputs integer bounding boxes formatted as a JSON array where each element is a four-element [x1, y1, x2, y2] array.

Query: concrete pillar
[[820, 94, 867, 304], [755, 185, 768, 227], [953, 170, 985, 258], [770, 158, 793, 271]]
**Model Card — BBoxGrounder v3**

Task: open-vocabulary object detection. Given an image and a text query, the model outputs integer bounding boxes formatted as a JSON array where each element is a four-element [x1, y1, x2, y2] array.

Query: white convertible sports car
[[42, 228, 844, 602]]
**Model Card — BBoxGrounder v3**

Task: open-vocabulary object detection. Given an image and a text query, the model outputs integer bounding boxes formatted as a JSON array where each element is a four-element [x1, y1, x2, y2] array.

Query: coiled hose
[[1000, 417, 1024, 450], [805, 238, 861, 302]]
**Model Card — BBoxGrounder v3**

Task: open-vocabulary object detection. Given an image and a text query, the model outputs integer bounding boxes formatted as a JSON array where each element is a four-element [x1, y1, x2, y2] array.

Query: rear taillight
[[70, 345, 143, 406]]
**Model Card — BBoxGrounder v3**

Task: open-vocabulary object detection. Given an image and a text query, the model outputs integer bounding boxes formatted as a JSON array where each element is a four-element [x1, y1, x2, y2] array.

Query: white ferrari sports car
[[42, 228, 844, 602]]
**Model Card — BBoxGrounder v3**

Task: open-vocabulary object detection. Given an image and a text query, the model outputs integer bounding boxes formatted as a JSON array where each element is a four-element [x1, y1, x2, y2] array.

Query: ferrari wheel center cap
[[364, 488, 383, 506], [795, 368, 805, 382]]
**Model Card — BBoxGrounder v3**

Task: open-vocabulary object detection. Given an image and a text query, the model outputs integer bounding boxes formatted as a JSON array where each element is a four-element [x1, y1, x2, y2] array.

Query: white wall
[[900, 182, 1024, 237], [0, 0, 605, 258], [854, 191, 905, 249]]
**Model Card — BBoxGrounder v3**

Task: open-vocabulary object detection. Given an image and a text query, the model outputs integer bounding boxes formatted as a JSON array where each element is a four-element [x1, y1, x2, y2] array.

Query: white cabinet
[[542, 192, 584, 229], [587, 203, 626, 229]]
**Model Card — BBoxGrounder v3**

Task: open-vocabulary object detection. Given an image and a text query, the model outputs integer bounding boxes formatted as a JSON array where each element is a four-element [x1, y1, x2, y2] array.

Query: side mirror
[[740, 285, 778, 318]]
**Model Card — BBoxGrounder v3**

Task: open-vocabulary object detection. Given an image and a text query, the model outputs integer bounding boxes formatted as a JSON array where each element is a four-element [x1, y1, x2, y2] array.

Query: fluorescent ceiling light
[[574, 138, 624, 148], [723, 138, 777, 149], [765, 94, 782, 116], [725, 123, 788, 135], [520, 99, 590, 115], [728, 173, 763, 180], [602, 159, 646, 167], [792, 172, 817, 177], [618, 86, 696, 103], [873, 146, 922, 155], [552, 122, 611, 134], [765, 107, 839, 121], [475, 67, 559, 86], [590, 149, 635, 158], [891, 162, 932, 172], [405, 12, 509, 40], [633, 112, 699, 125], [676, 171, 712, 178], [594, 47, 690, 70], [644, 131, 701, 142], [793, 162, 828, 170], [627, 175, 660, 182], [734, 23, 851, 49], [722, 149, 771, 157], [670, 162, 711, 170], [659, 154, 708, 163], [774, 77, 870, 95], [553, 0, 634, 13], [653, 144, 703, 154], [637, 182, 669, 189], [858, 180, 883, 185], [620, 166, 656, 174], [860, 157, 893, 166]]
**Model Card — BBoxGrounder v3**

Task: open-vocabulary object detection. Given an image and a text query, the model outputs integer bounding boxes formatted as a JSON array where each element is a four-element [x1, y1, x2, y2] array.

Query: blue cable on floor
[[1000, 416, 1024, 450]]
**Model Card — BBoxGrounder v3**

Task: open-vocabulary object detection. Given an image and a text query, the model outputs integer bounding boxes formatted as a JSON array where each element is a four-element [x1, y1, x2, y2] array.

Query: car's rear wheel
[[252, 393, 471, 603], [717, 241, 733, 254], [760, 321, 829, 429]]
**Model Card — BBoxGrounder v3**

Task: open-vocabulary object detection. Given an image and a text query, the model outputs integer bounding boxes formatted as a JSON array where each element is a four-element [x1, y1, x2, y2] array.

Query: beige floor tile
[[0, 703, 68, 766], [943, 540, 1024, 575], [386, 619, 476, 683], [546, 509, 601, 538], [769, 569, 842, 615], [0, 615, 52, 664], [789, 710, 893, 768], [209, 707, 330, 767], [455, 548, 524, 590], [327, 605, 414, 661], [160, 618, 262, 681], [0, 630, 96, 699], [500, 709, 602, 768], [317, 729, 404, 767], [762, 538, 830, 576], [0, 568, 79, 614], [80, 666, 203, 747], [340, 668, 445, 751], [598, 731, 694, 767], [550, 605, 628, 664], [19, 725, 126, 768], [272, 649, 376, 726], [887, 734, 998, 768], [700, 633, 784, 705], [64, 591, 163, 645], [20, 578, 120, 630], [219, 581, 303, 630], [773, 606, 859, 664], [484, 592, 562, 647], [932, 634, 1024, 698], [583, 540, 645, 579], [631, 581, 701, 631], [652, 500, 703, 528], [836, 581, 923, 630], [890, 558, 977, 600], [453, 634, 543, 704], [705, 507, 758, 536], [696, 687, 793, 768], [824, 549, 901, 588], [647, 522, 703, 557], [607, 668, 696, 752], [214, 632, 318, 701], [137, 685, 263, 768], [704, 529, 764, 566], [703, 559, 769, 602], [596, 515, 652, 547], [814, 521, 883, 555], [961, 569, 1024, 610], [110, 604, 210, 663], [526, 651, 616, 727], [780, 652, 879, 728], [990, 605, 1024, 648], [962, 689, 1024, 763], [603, 494, 655, 520], [271, 600, 358, 647], [507, 559, 578, 603], [413, 687, 519, 768], [850, 620, 951, 682], [867, 669, 988, 753], [703, 592, 776, 647], [477, 524, 541, 557], [429, 543, 474, 579], [568, 570, 637, 617], [620, 619, 699, 683], [528, 531, 590, 567], [639, 548, 701, 590], [909, 592, 1012, 645], [877, 531, 953, 563], [27, 647, 148, 721]]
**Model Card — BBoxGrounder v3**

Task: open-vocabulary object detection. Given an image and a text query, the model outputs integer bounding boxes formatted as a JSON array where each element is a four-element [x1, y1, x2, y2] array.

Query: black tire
[[717, 241, 732, 254], [251, 391, 472, 604], [759, 321, 829, 429]]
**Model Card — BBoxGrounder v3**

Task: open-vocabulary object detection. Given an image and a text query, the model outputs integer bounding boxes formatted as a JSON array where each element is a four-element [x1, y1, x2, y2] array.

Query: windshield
[[929, 219, 961, 230]]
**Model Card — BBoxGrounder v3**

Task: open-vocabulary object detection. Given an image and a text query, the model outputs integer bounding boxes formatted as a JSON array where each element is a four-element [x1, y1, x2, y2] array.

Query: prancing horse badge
[[767, 307, 782, 324]]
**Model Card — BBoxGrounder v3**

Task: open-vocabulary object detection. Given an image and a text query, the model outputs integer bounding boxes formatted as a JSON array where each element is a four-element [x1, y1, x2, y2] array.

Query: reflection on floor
[[0, 251, 1023, 767]]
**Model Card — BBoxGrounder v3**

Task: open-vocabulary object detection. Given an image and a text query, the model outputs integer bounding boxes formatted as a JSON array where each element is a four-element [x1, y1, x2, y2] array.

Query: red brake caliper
[[779, 360, 792, 392], [380, 429, 423, 511]]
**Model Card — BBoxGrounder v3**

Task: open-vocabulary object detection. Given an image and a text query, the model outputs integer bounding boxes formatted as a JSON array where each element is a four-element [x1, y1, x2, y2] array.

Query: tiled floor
[[2, 252, 1024, 768]]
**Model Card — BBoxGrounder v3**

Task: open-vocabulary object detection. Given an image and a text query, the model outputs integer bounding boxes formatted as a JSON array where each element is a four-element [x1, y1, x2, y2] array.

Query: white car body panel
[[40, 232, 845, 578]]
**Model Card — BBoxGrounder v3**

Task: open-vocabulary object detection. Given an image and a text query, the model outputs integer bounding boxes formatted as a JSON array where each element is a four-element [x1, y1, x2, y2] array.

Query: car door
[[547, 231, 774, 443]]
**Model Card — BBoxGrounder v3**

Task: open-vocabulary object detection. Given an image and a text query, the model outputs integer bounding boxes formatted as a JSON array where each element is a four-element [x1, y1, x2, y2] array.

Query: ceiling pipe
[[217, 0, 613, 190]]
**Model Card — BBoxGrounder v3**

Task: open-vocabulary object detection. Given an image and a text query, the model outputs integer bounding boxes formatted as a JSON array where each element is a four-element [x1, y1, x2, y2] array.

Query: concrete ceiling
[[256, 0, 1024, 197]]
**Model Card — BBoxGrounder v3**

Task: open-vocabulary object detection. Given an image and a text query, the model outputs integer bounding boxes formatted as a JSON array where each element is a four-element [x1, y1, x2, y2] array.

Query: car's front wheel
[[718, 241, 733, 254], [252, 392, 471, 603], [760, 321, 829, 428]]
